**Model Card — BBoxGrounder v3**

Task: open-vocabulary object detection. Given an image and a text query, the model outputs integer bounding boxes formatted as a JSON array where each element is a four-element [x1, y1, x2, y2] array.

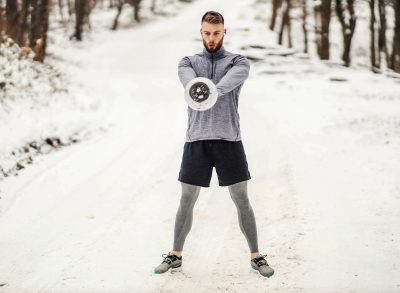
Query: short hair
[[201, 11, 224, 25]]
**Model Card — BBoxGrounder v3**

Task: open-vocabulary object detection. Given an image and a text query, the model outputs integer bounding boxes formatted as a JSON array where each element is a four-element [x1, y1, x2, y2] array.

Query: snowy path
[[1, 0, 400, 292]]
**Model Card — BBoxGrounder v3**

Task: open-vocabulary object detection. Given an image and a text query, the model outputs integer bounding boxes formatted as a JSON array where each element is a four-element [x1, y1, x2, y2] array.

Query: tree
[[391, 0, 400, 72], [313, 0, 332, 59], [369, 0, 379, 69], [335, 0, 357, 66], [112, 0, 142, 30], [29, 0, 51, 62], [5, 0, 21, 44], [270, 0, 283, 30], [302, 0, 309, 53], [378, 0, 389, 68], [19, 0, 30, 45], [73, 0, 90, 40], [320, 0, 332, 59], [0, 1, 7, 42], [278, 0, 293, 48]]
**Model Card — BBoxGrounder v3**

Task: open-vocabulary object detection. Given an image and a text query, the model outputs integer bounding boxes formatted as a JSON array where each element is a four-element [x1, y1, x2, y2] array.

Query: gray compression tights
[[173, 180, 259, 253]]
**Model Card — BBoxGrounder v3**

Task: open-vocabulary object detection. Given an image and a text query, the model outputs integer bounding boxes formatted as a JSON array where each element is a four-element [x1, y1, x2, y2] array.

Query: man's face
[[200, 22, 226, 53]]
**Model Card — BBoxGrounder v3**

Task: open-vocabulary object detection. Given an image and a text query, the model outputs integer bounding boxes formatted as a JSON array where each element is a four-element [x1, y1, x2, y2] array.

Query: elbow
[[243, 58, 250, 80], [237, 54, 250, 78], [243, 68, 250, 81], [178, 56, 191, 68]]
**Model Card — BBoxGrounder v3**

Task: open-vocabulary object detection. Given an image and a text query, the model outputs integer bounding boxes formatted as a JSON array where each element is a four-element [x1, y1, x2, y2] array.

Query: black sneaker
[[250, 253, 274, 278], [154, 252, 182, 274]]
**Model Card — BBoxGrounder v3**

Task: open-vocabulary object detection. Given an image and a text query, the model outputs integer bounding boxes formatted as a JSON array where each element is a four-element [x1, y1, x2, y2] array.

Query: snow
[[0, 0, 400, 292]]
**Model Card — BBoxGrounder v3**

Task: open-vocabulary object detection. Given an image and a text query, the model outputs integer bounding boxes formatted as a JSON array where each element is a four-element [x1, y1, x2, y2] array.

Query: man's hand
[[184, 77, 218, 111], [189, 80, 211, 102]]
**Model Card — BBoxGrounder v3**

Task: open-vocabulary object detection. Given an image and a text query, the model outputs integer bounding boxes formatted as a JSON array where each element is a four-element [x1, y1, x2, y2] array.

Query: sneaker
[[154, 252, 183, 274], [250, 253, 274, 278]]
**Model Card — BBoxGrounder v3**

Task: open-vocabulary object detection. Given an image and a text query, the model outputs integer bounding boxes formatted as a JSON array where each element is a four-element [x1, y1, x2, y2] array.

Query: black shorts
[[178, 139, 251, 187]]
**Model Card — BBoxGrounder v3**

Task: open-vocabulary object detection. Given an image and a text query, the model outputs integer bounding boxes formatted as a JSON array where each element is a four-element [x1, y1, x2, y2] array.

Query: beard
[[203, 36, 224, 53]]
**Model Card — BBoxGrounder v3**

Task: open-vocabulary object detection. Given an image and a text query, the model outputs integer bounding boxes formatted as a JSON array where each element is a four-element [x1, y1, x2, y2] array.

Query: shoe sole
[[154, 264, 182, 274], [250, 267, 274, 278], [170, 264, 182, 273]]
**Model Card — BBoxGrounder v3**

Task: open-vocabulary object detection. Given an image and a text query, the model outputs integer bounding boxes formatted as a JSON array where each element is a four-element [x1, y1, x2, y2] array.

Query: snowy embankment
[[0, 0, 192, 207], [0, 38, 107, 183], [0, 0, 399, 292]]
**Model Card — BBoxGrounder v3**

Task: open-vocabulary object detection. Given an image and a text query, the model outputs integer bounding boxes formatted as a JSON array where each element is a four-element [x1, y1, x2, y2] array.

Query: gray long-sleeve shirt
[[178, 46, 250, 142]]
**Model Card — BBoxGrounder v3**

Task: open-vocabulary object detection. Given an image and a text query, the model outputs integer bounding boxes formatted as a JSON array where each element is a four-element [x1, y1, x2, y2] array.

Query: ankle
[[172, 251, 182, 257], [250, 252, 260, 260]]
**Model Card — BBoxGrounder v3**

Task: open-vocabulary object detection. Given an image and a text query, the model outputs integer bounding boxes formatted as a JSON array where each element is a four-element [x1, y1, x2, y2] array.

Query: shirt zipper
[[210, 51, 214, 137], [211, 52, 214, 80]]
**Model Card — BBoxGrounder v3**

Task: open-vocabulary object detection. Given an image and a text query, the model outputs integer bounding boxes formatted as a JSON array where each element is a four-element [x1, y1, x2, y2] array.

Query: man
[[154, 11, 274, 278]]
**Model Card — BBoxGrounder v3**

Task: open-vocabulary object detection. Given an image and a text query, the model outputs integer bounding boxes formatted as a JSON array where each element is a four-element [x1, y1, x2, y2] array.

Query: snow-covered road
[[1, 0, 399, 292]]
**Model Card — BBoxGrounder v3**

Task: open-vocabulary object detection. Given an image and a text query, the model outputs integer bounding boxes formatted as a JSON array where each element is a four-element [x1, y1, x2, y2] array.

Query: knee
[[228, 181, 247, 194], [230, 192, 251, 208], [181, 182, 201, 194], [180, 186, 200, 207]]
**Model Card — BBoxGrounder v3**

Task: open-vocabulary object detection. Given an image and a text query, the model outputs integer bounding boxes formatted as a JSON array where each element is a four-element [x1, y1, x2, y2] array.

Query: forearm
[[216, 55, 250, 97], [178, 57, 197, 88]]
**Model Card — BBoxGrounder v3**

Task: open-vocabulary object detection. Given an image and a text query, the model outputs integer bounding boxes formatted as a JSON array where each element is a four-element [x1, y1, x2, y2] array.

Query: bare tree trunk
[[0, 0, 4, 42], [27, 0, 51, 61], [74, 0, 89, 40], [345, 0, 356, 66], [6, 0, 21, 43], [302, 0, 309, 53], [391, 0, 400, 72], [111, 0, 123, 30], [33, 0, 50, 62], [378, 0, 389, 67], [369, 0, 378, 68], [132, 0, 141, 22], [19, 0, 30, 45], [313, 1, 322, 57], [286, 0, 292, 48], [67, 0, 73, 17], [320, 0, 332, 59], [112, 0, 142, 30], [335, 0, 357, 67], [150, 0, 156, 13], [278, 0, 291, 47], [270, 0, 283, 30], [30, 0, 41, 47]]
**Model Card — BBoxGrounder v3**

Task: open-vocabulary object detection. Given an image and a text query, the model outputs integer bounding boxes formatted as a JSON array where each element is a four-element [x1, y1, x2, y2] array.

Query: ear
[[224, 28, 227, 34]]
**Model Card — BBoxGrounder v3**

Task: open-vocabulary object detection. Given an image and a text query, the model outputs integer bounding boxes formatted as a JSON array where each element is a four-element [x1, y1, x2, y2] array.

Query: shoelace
[[161, 253, 179, 265], [253, 254, 269, 267]]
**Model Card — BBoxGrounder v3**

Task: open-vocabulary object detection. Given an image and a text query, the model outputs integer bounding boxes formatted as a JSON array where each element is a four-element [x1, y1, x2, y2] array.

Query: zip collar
[[202, 45, 226, 60]]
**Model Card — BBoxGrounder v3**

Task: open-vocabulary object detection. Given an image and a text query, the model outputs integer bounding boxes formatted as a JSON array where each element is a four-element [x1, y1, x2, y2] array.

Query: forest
[[0, 0, 399, 72]]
